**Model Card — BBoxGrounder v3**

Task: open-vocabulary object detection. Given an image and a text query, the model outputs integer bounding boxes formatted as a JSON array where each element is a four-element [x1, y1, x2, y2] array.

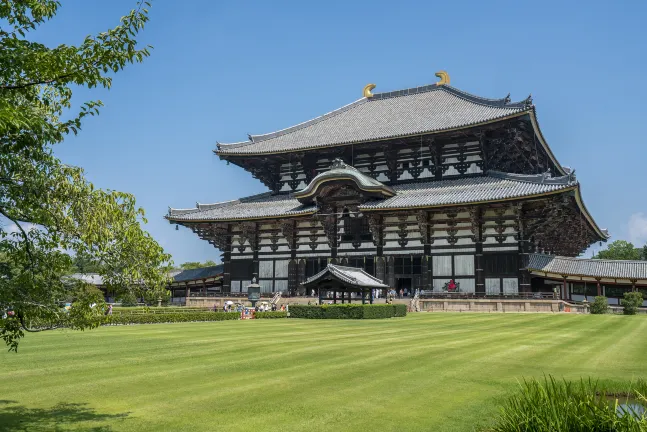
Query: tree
[[179, 260, 219, 270], [589, 296, 609, 314], [70, 251, 104, 274], [0, 1, 172, 351], [593, 240, 642, 261], [621, 292, 643, 315]]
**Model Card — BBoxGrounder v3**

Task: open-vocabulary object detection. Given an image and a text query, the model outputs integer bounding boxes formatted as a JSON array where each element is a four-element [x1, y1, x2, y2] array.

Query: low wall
[[419, 299, 587, 313], [185, 296, 410, 308]]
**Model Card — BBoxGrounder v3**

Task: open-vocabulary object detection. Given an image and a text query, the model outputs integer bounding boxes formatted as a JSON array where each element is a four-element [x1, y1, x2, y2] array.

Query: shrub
[[118, 291, 139, 307], [289, 304, 406, 319], [255, 311, 287, 319], [105, 312, 239, 325], [589, 296, 609, 314], [621, 292, 644, 315], [489, 376, 647, 432], [394, 303, 407, 317]]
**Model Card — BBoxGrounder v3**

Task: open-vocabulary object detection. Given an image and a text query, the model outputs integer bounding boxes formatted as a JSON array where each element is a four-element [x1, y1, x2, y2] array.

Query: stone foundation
[[419, 299, 586, 313]]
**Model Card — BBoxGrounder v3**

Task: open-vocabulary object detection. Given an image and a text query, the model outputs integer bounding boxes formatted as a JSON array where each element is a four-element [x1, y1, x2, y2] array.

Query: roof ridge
[[441, 85, 532, 109], [217, 98, 368, 148], [487, 170, 577, 186], [169, 191, 276, 217]]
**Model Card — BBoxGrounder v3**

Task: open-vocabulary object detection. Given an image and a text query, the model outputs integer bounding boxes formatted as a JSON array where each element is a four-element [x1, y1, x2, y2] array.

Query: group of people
[[212, 302, 285, 313]]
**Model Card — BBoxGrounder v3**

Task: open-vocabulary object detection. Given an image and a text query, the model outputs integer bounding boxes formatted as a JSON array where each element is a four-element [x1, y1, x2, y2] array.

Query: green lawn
[[1, 313, 646, 431]]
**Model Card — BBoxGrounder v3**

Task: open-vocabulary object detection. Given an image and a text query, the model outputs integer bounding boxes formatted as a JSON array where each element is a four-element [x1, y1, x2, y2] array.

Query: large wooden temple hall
[[167, 71, 647, 305]]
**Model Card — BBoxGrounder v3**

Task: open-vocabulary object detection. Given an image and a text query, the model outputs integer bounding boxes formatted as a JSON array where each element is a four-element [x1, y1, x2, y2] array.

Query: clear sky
[[36, 0, 647, 265]]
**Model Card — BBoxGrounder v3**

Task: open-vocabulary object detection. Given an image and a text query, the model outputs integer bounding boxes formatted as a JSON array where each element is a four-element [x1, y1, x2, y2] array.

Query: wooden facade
[[168, 77, 608, 298]]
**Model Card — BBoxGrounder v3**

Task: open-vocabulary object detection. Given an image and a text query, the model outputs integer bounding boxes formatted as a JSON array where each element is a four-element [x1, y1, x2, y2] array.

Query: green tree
[[179, 260, 219, 270], [70, 251, 104, 274], [589, 296, 609, 314], [0, 1, 171, 351], [593, 240, 642, 260], [621, 291, 643, 315]]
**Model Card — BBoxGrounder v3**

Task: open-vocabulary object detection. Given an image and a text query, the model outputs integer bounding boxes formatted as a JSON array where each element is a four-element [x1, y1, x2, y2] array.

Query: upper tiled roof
[[216, 85, 531, 156], [527, 254, 647, 280], [303, 264, 389, 288], [167, 171, 576, 222]]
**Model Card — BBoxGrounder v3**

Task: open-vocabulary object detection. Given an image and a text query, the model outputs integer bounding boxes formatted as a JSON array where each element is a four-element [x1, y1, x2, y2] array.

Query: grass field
[[1, 313, 646, 431]]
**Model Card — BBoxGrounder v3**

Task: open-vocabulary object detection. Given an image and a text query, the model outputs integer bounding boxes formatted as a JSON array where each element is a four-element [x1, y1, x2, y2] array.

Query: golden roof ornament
[[435, 70, 450, 86], [363, 83, 376, 98]]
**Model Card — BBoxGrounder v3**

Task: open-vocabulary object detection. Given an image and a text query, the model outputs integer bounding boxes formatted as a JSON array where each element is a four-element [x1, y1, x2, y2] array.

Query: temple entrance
[[397, 277, 412, 297]]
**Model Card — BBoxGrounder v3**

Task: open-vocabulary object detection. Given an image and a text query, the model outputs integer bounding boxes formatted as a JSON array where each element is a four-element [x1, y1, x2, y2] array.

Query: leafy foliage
[[105, 312, 239, 325], [590, 296, 610, 315], [254, 311, 287, 319], [621, 292, 644, 316], [117, 292, 139, 307], [489, 376, 647, 432], [594, 240, 644, 260], [0, 1, 172, 351], [178, 260, 219, 270]]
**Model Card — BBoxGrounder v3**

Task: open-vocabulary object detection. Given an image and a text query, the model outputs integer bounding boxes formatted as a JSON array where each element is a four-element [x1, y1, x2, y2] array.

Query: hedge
[[104, 312, 239, 325], [289, 304, 406, 319], [254, 311, 287, 319]]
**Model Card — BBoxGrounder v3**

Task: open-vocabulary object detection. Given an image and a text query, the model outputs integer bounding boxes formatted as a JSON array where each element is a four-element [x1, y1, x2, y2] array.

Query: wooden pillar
[[252, 223, 259, 281], [369, 288, 374, 304], [516, 204, 531, 293], [474, 207, 485, 294], [631, 279, 637, 292], [333, 290, 337, 304], [318, 287, 323, 305], [387, 256, 396, 289], [362, 289, 366, 304], [562, 277, 567, 300], [222, 224, 232, 292], [376, 257, 386, 284], [596, 278, 602, 297], [185, 282, 190, 299]]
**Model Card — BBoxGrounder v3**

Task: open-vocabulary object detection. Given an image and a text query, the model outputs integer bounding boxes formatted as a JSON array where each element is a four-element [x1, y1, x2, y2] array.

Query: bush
[[394, 303, 407, 317], [489, 376, 647, 432], [118, 291, 139, 307], [589, 296, 609, 314], [621, 291, 644, 315], [105, 312, 239, 325], [255, 311, 287, 319], [289, 304, 406, 319]]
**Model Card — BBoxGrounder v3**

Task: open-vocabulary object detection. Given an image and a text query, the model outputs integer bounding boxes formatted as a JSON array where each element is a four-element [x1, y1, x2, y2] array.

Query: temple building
[[166, 71, 633, 301]]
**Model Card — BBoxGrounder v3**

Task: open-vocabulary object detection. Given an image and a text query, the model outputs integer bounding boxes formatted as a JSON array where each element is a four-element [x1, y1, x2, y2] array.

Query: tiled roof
[[69, 273, 104, 285], [172, 265, 224, 283], [294, 158, 395, 204], [359, 171, 576, 210], [527, 254, 647, 280], [167, 171, 575, 222], [168, 192, 316, 221], [216, 85, 530, 156], [303, 264, 389, 288]]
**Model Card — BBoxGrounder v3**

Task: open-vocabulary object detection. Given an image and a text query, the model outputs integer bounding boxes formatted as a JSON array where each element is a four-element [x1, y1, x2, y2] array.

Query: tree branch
[[0, 205, 35, 269]]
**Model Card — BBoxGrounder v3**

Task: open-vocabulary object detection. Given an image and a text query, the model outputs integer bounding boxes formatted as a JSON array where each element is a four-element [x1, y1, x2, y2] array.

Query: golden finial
[[435, 71, 450, 86], [363, 83, 376, 98]]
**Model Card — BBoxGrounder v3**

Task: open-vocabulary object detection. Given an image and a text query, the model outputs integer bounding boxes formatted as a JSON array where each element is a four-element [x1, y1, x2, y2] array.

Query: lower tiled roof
[[527, 254, 647, 280], [172, 265, 224, 283], [167, 172, 575, 222], [303, 264, 389, 288]]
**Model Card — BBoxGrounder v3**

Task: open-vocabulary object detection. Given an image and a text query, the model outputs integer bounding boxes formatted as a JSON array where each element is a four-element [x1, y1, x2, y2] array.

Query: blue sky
[[36, 0, 647, 264]]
